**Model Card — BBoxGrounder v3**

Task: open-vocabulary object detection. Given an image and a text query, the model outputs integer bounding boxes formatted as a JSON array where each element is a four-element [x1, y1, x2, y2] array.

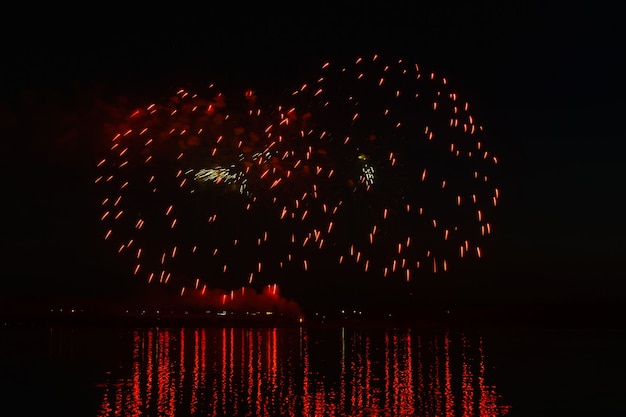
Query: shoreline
[[2, 308, 623, 331]]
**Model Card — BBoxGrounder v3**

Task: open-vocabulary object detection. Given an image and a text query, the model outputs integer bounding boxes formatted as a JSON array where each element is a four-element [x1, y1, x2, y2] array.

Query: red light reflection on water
[[96, 328, 510, 416]]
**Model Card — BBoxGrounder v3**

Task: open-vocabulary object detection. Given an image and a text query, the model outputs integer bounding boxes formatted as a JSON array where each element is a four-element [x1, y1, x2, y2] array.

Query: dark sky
[[2, 4, 625, 311]]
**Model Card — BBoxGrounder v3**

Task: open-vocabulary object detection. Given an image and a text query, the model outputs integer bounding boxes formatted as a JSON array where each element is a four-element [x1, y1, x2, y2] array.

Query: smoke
[[138, 283, 303, 318]]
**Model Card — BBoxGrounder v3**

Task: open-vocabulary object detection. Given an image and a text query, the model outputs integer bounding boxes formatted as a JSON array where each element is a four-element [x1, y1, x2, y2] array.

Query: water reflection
[[96, 327, 510, 416]]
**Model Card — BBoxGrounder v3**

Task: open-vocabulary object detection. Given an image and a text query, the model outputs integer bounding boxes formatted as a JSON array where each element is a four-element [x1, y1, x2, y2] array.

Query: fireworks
[[95, 54, 500, 298]]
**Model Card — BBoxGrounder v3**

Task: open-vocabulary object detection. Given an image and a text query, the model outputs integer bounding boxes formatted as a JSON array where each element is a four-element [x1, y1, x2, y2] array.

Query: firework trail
[[95, 54, 500, 299]]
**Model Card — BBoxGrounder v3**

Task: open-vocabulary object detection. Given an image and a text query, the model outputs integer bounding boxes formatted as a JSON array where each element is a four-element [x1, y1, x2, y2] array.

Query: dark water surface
[[1, 323, 624, 416]]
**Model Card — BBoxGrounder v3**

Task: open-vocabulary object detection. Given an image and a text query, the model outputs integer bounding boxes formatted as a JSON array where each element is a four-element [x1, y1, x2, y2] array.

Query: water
[[1, 324, 624, 416]]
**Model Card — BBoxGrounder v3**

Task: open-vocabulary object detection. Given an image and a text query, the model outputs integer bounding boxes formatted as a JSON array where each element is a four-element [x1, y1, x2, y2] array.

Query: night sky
[[2, 4, 625, 315]]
